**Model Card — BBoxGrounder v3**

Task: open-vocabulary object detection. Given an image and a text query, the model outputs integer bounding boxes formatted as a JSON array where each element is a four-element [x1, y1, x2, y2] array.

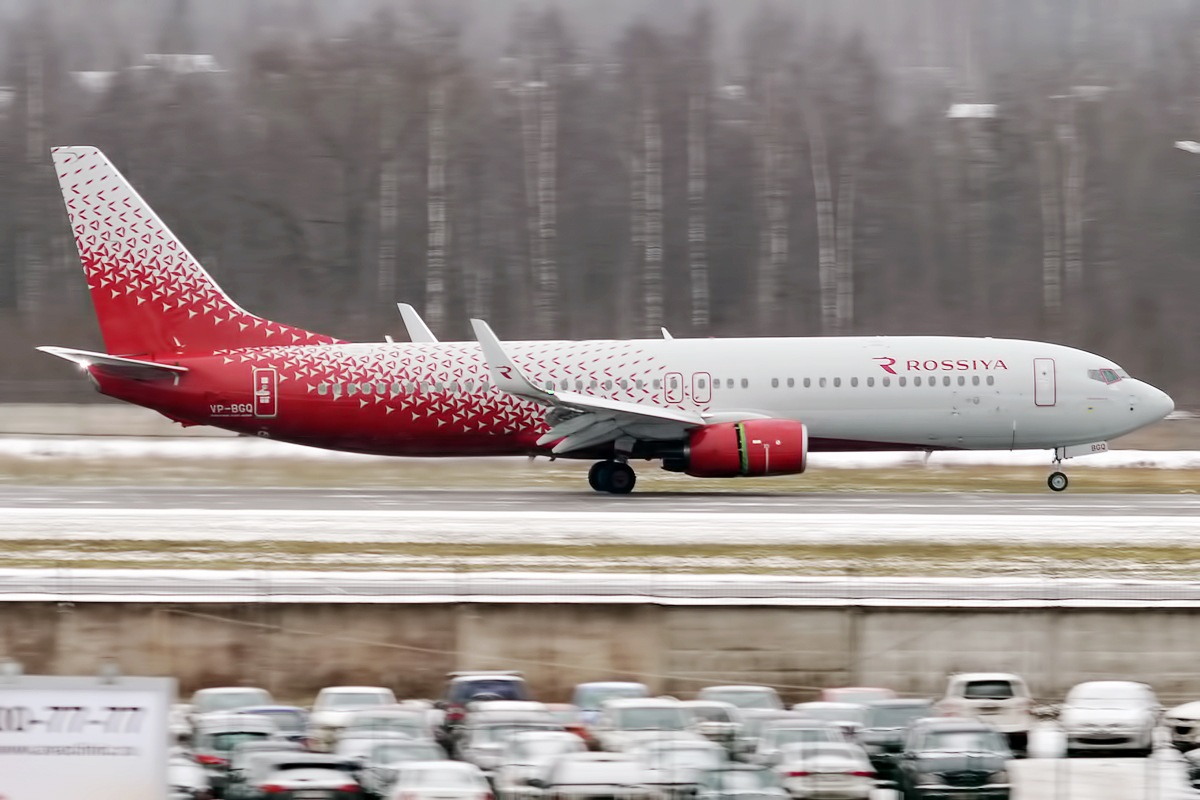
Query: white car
[[635, 738, 728, 798], [311, 686, 398, 745], [698, 686, 784, 712], [1061, 681, 1160, 757], [359, 740, 450, 799], [529, 752, 658, 800], [594, 697, 706, 753], [934, 673, 1034, 753], [750, 719, 846, 767], [493, 730, 588, 800], [388, 760, 491, 800], [1167, 701, 1200, 751], [774, 742, 874, 800], [680, 700, 743, 747], [791, 703, 866, 738], [188, 687, 274, 722]]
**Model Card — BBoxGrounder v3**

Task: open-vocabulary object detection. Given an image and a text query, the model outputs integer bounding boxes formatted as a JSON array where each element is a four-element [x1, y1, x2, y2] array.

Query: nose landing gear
[[588, 460, 636, 494], [1047, 471, 1069, 492]]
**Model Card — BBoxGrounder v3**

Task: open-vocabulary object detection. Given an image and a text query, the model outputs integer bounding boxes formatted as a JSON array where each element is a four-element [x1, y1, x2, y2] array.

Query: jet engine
[[661, 420, 808, 478]]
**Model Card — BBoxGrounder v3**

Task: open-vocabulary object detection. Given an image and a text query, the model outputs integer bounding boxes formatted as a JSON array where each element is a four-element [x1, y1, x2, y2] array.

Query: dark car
[[438, 672, 531, 742], [856, 699, 934, 779], [896, 718, 1012, 800]]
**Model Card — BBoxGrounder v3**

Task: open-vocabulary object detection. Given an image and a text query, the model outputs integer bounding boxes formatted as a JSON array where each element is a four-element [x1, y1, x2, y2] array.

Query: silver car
[[1061, 680, 1160, 757]]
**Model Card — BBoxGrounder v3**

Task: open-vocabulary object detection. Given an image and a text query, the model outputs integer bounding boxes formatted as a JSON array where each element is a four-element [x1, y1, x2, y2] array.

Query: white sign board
[[0, 675, 174, 800]]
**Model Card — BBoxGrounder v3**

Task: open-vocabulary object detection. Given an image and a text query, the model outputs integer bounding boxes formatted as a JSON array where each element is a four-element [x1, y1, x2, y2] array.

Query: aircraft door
[[692, 372, 711, 404], [665, 372, 685, 403], [1034, 358, 1056, 407], [253, 368, 278, 417]]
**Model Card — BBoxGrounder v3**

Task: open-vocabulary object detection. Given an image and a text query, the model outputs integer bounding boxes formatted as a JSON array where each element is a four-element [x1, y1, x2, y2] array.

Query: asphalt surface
[[2, 486, 1198, 515]]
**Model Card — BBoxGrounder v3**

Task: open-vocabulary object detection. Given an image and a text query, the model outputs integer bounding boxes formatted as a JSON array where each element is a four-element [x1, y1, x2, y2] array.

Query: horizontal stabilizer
[[398, 303, 439, 343], [37, 346, 187, 380]]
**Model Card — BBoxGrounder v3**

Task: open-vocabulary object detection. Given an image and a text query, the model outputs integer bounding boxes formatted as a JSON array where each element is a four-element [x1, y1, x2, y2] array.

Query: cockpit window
[[1088, 368, 1128, 385]]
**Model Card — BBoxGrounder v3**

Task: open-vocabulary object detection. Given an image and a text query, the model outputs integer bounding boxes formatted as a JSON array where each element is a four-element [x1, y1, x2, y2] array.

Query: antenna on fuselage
[[397, 303, 439, 343]]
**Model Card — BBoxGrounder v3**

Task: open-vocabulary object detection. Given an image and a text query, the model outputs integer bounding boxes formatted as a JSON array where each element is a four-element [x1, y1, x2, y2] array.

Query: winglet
[[469, 319, 553, 403], [397, 303, 439, 343], [661, 327, 673, 340]]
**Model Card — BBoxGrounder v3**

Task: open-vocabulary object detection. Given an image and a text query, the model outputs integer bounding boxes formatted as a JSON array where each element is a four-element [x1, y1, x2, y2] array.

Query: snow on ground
[[0, 435, 1199, 468]]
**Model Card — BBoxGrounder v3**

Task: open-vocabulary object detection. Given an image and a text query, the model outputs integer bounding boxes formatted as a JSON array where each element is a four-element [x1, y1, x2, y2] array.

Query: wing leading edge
[[469, 319, 703, 454]]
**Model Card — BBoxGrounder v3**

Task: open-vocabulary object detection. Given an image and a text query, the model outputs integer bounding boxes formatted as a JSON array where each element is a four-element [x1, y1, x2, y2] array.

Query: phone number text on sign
[[0, 705, 145, 734]]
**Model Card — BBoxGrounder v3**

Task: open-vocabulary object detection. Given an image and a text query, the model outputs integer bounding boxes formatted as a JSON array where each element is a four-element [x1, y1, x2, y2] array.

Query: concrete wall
[[3, 602, 1200, 704]]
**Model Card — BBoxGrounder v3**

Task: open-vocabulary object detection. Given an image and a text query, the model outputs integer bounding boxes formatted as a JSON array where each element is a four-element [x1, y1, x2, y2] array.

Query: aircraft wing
[[470, 319, 703, 454], [37, 346, 188, 380]]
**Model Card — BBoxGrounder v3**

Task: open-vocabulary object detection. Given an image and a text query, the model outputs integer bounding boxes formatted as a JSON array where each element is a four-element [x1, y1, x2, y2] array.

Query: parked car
[[733, 711, 806, 759], [1184, 749, 1200, 789], [311, 687, 399, 746], [791, 702, 867, 737], [635, 738, 729, 798], [895, 718, 1012, 800], [492, 730, 589, 800], [528, 752, 658, 800], [337, 730, 418, 761], [544, 703, 590, 742], [681, 700, 743, 749], [748, 719, 846, 767], [1166, 700, 1200, 751], [856, 699, 935, 779], [168, 748, 214, 800], [820, 688, 897, 706], [698, 686, 784, 712], [440, 672, 532, 735], [934, 673, 1033, 754], [234, 706, 311, 746], [572, 681, 651, 727], [1060, 680, 1160, 757], [694, 764, 788, 800], [358, 740, 450, 800], [773, 742, 875, 800], [248, 753, 363, 798], [190, 688, 275, 721], [344, 706, 437, 741], [224, 744, 310, 800], [456, 705, 565, 773], [192, 713, 281, 796], [593, 697, 703, 753], [387, 760, 492, 800]]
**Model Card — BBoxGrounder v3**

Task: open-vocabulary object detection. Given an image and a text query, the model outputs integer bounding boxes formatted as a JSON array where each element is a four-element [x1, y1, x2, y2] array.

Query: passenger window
[[851, 377, 858, 387], [958, 376, 965, 386], [653, 379, 662, 390], [668, 377, 677, 389], [943, 376, 950, 387], [787, 378, 794, 388], [867, 377, 874, 387], [575, 379, 583, 390], [899, 377, 906, 387], [931, 378, 937, 388], [726, 379, 733, 389], [771, 378, 779, 388], [391, 382, 402, 396], [741, 379, 749, 388], [697, 378, 706, 389], [914, 377, 922, 387], [590, 380, 598, 390], [972, 376, 980, 386], [332, 384, 344, 398], [619, 379, 628, 390], [318, 383, 329, 396], [561, 379, 569, 390], [804, 378, 811, 388], [819, 378, 827, 388], [348, 383, 359, 396], [883, 377, 890, 387], [434, 381, 444, 392], [833, 378, 841, 387], [987, 376, 995, 386], [636, 380, 644, 390], [603, 380, 613, 390], [464, 380, 474, 392]]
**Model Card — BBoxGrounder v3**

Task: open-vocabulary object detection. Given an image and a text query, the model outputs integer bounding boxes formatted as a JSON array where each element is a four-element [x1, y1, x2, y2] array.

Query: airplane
[[38, 146, 1174, 494]]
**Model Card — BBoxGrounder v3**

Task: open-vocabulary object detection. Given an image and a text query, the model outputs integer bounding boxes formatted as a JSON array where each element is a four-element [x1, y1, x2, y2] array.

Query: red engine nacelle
[[679, 419, 808, 478]]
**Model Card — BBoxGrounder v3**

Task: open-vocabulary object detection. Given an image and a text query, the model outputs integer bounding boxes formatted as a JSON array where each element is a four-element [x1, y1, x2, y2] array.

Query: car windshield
[[403, 766, 483, 788], [921, 731, 1005, 753], [276, 760, 354, 773], [209, 732, 270, 752], [575, 686, 648, 710], [616, 707, 687, 731], [199, 692, 269, 713], [763, 727, 839, 748], [702, 691, 777, 710], [349, 714, 424, 735], [248, 710, 305, 732], [687, 706, 732, 723], [323, 693, 387, 708], [712, 770, 778, 791], [512, 737, 583, 760], [962, 681, 1016, 700], [796, 706, 864, 724], [864, 705, 931, 729], [453, 680, 529, 703], [1070, 695, 1147, 710], [374, 743, 445, 764], [649, 748, 723, 770]]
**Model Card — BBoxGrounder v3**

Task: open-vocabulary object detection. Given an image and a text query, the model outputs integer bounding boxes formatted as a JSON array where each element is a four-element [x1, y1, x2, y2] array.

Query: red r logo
[[873, 357, 898, 375], [499, 367, 513, 380]]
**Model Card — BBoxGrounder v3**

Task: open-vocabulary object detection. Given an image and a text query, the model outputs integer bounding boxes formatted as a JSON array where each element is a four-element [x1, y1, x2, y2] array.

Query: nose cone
[[1144, 384, 1175, 423]]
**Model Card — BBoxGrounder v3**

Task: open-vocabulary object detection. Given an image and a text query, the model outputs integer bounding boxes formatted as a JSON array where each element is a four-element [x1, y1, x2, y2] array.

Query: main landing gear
[[588, 460, 637, 494]]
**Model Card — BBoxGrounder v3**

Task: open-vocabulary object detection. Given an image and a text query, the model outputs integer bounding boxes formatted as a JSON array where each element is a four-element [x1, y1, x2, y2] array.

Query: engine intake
[[663, 420, 808, 478]]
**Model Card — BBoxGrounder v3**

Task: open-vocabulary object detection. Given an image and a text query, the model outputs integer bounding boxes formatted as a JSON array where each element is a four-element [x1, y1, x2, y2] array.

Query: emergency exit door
[[1033, 358, 1056, 407]]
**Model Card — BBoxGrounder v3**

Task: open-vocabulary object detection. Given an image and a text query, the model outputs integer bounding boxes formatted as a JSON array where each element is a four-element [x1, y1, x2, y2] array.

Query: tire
[[607, 462, 636, 494], [587, 461, 610, 492], [1048, 471, 1069, 492]]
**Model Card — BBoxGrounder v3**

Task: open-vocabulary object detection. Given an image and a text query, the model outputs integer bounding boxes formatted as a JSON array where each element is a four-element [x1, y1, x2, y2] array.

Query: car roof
[[557, 752, 636, 763], [577, 681, 647, 689], [680, 700, 736, 709], [701, 685, 776, 693], [236, 705, 306, 713], [194, 686, 268, 695], [1068, 680, 1151, 694], [194, 713, 277, 730], [639, 738, 724, 751], [318, 685, 393, 694], [450, 673, 525, 682], [911, 717, 994, 733], [949, 673, 1025, 682], [865, 699, 932, 708], [795, 702, 865, 711], [605, 697, 681, 709], [401, 760, 482, 772], [468, 701, 547, 712], [764, 718, 839, 729]]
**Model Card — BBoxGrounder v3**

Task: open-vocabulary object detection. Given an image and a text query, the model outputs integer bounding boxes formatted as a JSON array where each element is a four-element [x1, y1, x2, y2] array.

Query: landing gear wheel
[[1048, 471, 1069, 492], [606, 462, 636, 494], [588, 461, 613, 492]]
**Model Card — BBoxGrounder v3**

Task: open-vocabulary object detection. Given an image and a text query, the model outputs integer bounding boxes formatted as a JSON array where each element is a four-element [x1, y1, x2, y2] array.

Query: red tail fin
[[51, 146, 342, 356]]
